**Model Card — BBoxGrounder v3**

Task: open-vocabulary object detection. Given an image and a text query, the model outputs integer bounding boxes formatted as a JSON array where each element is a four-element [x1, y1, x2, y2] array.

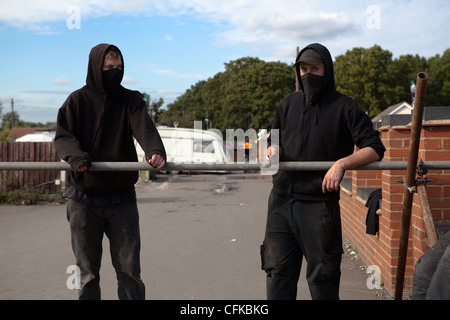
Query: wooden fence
[[0, 142, 61, 194]]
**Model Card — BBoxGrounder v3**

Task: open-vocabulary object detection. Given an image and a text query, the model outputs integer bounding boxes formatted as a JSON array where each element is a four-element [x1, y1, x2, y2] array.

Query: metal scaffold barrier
[[1, 161, 450, 171]]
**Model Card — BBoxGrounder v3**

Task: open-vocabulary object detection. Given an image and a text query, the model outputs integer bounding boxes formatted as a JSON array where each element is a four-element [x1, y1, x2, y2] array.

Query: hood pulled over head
[[295, 43, 336, 100], [86, 43, 124, 95]]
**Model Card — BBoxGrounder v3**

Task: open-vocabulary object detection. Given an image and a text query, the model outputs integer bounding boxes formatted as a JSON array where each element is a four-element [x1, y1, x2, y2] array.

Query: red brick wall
[[340, 121, 450, 296]]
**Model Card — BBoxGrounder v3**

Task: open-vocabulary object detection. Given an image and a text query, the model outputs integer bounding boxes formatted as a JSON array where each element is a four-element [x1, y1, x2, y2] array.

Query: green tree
[[160, 46, 448, 129], [150, 97, 164, 123], [159, 80, 207, 128], [334, 45, 399, 117], [160, 57, 295, 132], [426, 49, 450, 106], [390, 53, 429, 103], [141, 93, 165, 123], [1, 111, 21, 129]]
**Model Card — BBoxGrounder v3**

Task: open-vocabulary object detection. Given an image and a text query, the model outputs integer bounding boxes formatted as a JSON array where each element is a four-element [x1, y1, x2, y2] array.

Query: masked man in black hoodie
[[55, 43, 166, 300], [261, 43, 386, 300]]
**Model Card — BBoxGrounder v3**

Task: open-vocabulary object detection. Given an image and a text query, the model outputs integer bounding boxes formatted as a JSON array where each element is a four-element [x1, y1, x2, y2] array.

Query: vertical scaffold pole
[[394, 72, 428, 300]]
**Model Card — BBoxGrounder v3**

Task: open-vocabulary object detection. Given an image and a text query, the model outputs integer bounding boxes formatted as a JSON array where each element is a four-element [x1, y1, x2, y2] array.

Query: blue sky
[[1, 0, 449, 124]]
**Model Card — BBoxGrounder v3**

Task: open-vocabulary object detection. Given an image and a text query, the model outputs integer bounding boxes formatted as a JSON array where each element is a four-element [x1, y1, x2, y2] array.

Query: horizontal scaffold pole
[[1, 161, 450, 171]]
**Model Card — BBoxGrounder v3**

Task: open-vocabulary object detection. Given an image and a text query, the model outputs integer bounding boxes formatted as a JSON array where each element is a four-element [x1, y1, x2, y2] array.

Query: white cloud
[[51, 76, 71, 85], [1, 0, 449, 59], [156, 89, 178, 96], [156, 69, 210, 80], [141, 64, 211, 80], [1, 91, 67, 123], [122, 75, 139, 84], [0, 1, 355, 40]]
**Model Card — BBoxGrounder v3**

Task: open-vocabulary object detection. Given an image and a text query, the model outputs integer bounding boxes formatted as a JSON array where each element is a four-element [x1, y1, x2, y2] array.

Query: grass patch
[[0, 186, 65, 205], [0, 186, 39, 205]]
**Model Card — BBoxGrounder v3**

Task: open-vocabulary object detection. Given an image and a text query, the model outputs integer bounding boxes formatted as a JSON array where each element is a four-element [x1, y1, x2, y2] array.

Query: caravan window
[[194, 139, 215, 153]]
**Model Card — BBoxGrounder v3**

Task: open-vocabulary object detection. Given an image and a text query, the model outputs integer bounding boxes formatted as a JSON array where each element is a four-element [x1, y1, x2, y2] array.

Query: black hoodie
[[55, 43, 166, 196], [271, 43, 385, 201]]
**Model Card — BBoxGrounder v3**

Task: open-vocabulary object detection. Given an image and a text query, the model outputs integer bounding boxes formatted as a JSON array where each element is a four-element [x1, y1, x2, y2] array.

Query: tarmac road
[[0, 172, 388, 300]]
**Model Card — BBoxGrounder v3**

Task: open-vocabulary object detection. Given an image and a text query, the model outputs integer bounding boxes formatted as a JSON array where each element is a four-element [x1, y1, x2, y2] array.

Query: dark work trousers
[[412, 231, 450, 300], [262, 191, 343, 300], [66, 199, 145, 300]]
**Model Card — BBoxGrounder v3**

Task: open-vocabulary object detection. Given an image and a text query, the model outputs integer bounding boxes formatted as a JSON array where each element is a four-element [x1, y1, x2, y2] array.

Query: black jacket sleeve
[[345, 101, 386, 160], [54, 95, 92, 171], [129, 92, 166, 162]]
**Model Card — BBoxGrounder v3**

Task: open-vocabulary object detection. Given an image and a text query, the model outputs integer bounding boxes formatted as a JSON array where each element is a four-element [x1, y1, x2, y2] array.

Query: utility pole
[[11, 98, 14, 128]]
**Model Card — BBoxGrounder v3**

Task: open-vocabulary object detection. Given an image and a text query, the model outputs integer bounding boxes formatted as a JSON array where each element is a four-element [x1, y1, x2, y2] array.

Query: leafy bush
[[0, 186, 39, 205]]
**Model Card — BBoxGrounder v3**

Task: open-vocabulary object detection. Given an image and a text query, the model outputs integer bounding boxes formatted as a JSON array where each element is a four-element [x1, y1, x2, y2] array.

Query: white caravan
[[135, 126, 229, 169]]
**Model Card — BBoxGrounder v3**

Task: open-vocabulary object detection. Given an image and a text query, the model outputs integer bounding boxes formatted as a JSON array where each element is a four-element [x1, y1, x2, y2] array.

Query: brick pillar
[[340, 113, 450, 297], [379, 126, 413, 292], [411, 124, 450, 260], [380, 122, 450, 294]]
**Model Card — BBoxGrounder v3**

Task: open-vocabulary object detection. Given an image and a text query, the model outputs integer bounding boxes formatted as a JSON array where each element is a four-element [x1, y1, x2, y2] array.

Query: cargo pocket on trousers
[[260, 241, 265, 270]]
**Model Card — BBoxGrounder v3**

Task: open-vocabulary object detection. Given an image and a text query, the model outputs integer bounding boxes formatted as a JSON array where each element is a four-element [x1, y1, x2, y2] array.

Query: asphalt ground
[[0, 172, 388, 301]]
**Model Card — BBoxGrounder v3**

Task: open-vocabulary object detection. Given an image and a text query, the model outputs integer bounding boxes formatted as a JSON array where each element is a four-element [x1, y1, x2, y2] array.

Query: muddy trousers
[[412, 231, 450, 300], [66, 199, 145, 300], [262, 191, 343, 300]]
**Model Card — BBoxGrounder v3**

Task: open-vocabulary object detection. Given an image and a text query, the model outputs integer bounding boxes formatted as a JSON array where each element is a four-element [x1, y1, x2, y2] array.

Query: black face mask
[[301, 73, 324, 104], [102, 68, 122, 94]]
